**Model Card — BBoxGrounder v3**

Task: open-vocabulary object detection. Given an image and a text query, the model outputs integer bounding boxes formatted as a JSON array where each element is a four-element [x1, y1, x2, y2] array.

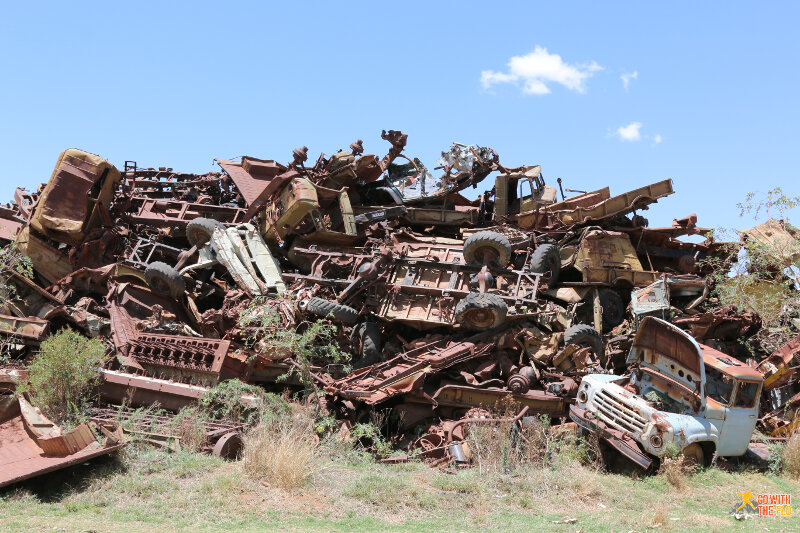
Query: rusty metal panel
[[13, 226, 74, 284], [0, 422, 125, 487], [631, 280, 670, 317], [0, 399, 125, 488], [551, 179, 674, 226], [215, 158, 273, 206], [36, 423, 97, 456], [130, 198, 246, 227], [432, 385, 570, 417], [631, 316, 702, 375], [0, 216, 23, 242], [576, 230, 644, 272], [581, 266, 660, 287], [98, 369, 208, 411], [0, 315, 49, 342]]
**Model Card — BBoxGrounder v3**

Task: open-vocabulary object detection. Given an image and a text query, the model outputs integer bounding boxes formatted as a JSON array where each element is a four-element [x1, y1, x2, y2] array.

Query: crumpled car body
[[571, 317, 763, 467], [30, 148, 121, 245]]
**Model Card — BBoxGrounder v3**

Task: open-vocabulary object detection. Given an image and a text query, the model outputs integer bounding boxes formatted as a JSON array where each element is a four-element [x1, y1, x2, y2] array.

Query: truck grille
[[593, 389, 648, 435]]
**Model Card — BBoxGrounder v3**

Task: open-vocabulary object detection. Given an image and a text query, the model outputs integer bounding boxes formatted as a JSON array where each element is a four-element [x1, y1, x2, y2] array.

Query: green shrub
[[199, 379, 291, 424], [238, 299, 349, 395], [350, 422, 393, 458], [20, 329, 106, 425]]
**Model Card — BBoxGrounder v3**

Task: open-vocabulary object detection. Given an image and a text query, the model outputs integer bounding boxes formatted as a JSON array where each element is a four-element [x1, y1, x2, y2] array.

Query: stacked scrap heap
[[1, 131, 798, 482]]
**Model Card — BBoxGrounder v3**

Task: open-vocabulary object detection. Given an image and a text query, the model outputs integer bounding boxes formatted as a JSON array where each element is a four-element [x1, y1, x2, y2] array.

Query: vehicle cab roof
[[701, 344, 763, 381]]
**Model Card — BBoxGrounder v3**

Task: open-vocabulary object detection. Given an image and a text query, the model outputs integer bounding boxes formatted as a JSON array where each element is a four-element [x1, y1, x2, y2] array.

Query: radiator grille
[[592, 388, 648, 435]]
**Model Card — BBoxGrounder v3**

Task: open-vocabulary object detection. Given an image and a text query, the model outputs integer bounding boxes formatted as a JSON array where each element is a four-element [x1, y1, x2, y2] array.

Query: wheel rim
[[150, 277, 171, 295], [189, 228, 212, 246], [682, 443, 704, 466], [474, 246, 500, 265], [463, 308, 495, 328]]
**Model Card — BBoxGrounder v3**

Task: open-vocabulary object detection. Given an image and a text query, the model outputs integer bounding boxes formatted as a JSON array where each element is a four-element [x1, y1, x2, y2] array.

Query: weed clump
[[350, 422, 393, 458], [782, 430, 800, 477], [658, 456, 689, 490], [199, 379, 290, 424], [238, 300, 349, 395], [19, 328, 106, 425], [169, 406, 210, 452], [242, 415, 317, 489]]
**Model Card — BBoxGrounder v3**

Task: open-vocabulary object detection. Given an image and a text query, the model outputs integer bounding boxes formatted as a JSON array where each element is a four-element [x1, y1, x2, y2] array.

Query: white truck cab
[[570, 316, 763, 469]]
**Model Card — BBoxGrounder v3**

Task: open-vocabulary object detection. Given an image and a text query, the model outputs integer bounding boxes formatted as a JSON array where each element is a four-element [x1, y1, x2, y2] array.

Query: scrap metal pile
[[1, 130, 798, 480]]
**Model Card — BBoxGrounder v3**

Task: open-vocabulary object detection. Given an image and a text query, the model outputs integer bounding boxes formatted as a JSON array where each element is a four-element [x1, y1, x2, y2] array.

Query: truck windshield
[[733, 380, 760, 408], [705, 365, 734, 405]]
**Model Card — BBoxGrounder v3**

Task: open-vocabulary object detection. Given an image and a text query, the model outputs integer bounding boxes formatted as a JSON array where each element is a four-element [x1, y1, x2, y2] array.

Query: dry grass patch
[[782, 429, 800, 477], [242, 415, 318, 490], [659, 456, 690, 490]]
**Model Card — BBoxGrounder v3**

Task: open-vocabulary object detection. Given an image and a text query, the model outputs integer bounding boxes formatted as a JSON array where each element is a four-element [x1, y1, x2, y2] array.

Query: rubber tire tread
[[598, 288, 625, 332], [186, 217, 224, 246], [306, 297, 359, 324], [463, 231, 512, 267], [145, 261, 186, 298], [454, 292, 508, 331], [529, 244, 561, 285], [563, 324, 604, 359], [352, 322, 382, 368]]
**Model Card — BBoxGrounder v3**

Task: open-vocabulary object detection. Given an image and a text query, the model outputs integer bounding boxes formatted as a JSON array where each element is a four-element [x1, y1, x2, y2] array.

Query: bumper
[[569, 405, 653, 470]]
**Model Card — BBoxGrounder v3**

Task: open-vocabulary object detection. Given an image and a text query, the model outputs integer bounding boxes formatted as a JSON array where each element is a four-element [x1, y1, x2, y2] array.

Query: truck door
[[715, 379, 761, 456]]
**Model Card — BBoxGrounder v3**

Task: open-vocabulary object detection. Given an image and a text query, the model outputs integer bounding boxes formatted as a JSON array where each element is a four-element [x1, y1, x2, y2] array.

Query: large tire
[[306, 297, 358, 324], [351, 322, 382, 368], [529, 244, 561, 286], [564, 324, 604, 360], [145, 261, 185, 298], [455, 292, 508, 331], [598, 288, 625, 332], [463, 231, 512, 267], [186, 217, 224, 246]]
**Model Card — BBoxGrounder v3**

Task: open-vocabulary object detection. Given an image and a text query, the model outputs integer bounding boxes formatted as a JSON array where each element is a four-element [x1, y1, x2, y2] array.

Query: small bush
[[168, 406, 209, 452], [768, 442, 785, 475], [465, 402, 546, 474], [238, 300, 349, 395], [19, 329, 106, 425], [242, 415, 317, 490], [658, 456, 689, 490], [350, 422, 393, 458], [782, 430, 800, 477], [199, 379, 289, 424]]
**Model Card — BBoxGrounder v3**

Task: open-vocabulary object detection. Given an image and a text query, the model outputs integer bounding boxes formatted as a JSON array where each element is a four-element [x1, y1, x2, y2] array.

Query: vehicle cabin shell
[[261, 177, 357, 246], [571, 316, 762, 468]]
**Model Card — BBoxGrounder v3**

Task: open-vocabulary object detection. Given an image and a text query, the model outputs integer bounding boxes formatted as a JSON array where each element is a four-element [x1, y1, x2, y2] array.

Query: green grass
[[1, 443, 798, 532]]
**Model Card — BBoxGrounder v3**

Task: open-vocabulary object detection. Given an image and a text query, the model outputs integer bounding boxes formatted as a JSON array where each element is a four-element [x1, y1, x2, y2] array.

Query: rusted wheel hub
[[463, 308, 496, 328]]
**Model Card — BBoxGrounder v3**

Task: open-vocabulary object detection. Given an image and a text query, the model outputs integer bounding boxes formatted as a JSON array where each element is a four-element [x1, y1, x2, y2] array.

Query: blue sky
[[1, 2, 797, 231]]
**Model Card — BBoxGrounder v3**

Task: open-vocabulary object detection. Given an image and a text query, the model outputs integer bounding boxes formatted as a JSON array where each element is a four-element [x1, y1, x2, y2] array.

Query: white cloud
[[621, 70, 638, 90], [616, 122, 643, 142], [652, 134, 663, 145], [481, 46, 603, 95]]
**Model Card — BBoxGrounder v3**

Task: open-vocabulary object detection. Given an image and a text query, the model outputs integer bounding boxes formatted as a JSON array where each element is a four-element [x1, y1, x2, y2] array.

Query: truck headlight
[[650, 434, 663, 449], [578, 390, 588, 404]]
